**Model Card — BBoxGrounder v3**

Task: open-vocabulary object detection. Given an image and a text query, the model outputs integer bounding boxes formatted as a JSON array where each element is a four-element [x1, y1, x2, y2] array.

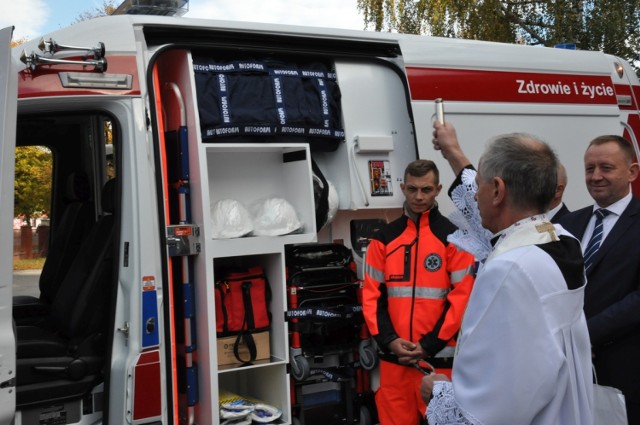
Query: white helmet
[[313, 174, 339, 230], [250, 197, 302, 236], [210, 199, 254, 239]]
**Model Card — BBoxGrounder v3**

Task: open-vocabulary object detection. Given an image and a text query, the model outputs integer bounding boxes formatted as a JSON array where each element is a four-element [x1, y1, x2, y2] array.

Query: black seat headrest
[[65, 171, 91, 202], [101, 179, 116, 214]]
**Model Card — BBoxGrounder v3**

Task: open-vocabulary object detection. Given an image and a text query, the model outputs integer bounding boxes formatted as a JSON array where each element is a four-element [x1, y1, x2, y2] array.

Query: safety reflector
[[133, 350, 162, 421]]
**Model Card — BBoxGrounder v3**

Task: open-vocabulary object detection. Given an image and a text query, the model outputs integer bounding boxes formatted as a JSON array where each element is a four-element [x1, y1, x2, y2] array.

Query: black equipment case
[[285, 243, 376, 425]]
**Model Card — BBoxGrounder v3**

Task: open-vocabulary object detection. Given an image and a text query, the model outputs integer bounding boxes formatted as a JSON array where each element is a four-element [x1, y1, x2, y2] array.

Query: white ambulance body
[[1, 15, 639, 425]]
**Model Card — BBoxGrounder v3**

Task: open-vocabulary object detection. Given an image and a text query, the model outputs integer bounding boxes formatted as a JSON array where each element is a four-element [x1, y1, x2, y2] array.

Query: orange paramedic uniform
[[362, 205, 475, 425]]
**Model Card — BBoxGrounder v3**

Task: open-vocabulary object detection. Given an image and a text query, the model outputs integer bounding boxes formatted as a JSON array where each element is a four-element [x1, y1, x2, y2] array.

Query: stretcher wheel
[[360, 405, 372, 425], [358, 339, 378, 371], [290, 354, 310, 381]]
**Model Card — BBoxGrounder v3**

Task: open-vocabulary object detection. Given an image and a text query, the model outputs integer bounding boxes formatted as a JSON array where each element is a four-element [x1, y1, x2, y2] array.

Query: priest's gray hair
[[478, 134, 558, 213]]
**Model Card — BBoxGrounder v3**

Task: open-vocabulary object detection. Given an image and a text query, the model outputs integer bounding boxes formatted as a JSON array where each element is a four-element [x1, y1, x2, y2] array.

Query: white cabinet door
[[314, 59, 417, 211]]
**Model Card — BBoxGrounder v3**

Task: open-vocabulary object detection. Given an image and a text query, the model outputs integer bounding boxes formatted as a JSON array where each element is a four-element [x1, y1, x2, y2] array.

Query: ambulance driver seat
[[13, 171, 95, 323], [14, 178, 117, 408]]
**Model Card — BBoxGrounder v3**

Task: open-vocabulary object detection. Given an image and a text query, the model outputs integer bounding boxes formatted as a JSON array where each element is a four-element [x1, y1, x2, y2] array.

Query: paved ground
[[12, 270, 41, 298]]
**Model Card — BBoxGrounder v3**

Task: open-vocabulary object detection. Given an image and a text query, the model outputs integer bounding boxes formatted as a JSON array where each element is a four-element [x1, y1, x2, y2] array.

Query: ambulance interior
[[12, 112, 119, 416], [152, 40, 416, 423], [10, 29, 418, 422]]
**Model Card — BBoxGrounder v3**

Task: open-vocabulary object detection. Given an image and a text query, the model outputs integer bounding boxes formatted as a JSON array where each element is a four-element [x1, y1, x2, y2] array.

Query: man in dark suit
[[549, 162, 570, 223], [559, 135, 640, 424]]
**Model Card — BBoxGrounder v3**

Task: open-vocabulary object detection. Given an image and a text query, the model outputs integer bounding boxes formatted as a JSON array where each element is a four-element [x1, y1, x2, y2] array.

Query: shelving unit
[[193, 141, 316, 424], [154, 45, 414, 424], [155, 47, 319, 425]]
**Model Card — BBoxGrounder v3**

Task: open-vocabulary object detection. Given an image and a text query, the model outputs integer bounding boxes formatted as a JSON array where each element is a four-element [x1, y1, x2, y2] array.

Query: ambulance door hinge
[[166, 224, 201, 257], [117, 321, 130, 338]]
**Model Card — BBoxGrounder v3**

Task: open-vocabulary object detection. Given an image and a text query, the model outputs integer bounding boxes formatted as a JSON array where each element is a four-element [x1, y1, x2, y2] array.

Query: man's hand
[[432, 121, 471, 176], [420, 373, 450, 403], [388, 338, 423, 365]]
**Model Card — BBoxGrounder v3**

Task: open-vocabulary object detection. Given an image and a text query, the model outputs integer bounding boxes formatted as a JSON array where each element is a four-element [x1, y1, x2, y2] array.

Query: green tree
[[10, 38, 27, 48], [74, 0, 118, 22], [357, 0, 640, 74], [14, 147, 52, 227]]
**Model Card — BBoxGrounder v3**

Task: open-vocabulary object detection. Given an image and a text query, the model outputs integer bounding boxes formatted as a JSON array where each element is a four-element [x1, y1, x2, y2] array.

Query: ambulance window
[[95, 115, 117, 214], [12, 112, 118, 301], [104, 119, 116, 179], [13, 146, 53, 293]]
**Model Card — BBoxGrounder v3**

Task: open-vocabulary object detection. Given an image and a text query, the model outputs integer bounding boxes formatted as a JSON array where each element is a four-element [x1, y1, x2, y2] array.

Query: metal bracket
[[117, 321, 130, 337], [0, 377, 15, 389], [167, 224, 201, 256]]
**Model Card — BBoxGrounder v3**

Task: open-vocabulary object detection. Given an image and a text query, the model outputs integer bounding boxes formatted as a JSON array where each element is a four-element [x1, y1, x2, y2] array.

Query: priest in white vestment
[[419, 126, 594, 425]]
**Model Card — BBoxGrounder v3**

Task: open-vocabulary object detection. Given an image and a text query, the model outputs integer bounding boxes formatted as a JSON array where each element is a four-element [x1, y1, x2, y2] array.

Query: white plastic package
[[250, 403, 283, 423]]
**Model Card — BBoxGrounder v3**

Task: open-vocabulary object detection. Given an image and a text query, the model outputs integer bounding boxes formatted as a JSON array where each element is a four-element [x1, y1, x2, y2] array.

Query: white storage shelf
[[205, 143, 317, 248], [213, 252, 289, 371], [218, 365, 291, 424], [195, 143, 318, 425], [204, 240, 293, 425]]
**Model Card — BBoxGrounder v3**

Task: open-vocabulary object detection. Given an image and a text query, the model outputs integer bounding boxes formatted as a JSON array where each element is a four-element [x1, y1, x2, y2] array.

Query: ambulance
[[1, 9, 639, 425]]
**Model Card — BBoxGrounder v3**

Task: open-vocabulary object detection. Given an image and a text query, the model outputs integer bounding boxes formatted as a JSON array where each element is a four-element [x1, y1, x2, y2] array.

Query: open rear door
[[0, 25, 18, 424]]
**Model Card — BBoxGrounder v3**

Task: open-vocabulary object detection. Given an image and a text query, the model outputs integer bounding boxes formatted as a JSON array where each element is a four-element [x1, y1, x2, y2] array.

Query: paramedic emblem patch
[[424, 254, 442, 272]]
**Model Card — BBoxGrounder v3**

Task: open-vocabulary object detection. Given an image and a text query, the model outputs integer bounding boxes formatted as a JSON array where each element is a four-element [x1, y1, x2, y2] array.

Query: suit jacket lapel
[[551, 204, 570, 224], [589, 198, 640, 271], [568, 207, 593, 240]]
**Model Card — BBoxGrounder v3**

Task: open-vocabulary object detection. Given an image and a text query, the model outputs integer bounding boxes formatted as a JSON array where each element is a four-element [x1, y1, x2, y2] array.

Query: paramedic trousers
[[375, 361, 445, 425], [376, 360, 453, 425]]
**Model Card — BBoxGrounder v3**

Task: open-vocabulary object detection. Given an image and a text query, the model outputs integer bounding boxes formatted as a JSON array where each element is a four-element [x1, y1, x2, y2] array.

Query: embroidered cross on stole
[[535, 222, 558, 241]]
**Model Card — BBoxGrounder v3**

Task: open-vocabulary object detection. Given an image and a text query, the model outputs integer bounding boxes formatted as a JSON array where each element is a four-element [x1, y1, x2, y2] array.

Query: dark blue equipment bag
[[193, 56, 345, 152]]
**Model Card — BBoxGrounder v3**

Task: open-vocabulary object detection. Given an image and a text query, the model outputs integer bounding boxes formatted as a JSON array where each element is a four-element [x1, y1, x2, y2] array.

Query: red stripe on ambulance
[[407, 67, 617, 105]]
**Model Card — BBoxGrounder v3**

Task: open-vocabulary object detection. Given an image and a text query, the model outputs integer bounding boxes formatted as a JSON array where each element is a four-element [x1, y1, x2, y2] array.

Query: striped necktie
[[583, 208, 610, 272]]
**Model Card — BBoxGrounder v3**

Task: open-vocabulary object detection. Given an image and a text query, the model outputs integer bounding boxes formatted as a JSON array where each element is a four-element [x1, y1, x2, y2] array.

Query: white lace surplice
[[426, 167, 487, 425], [428, 381, 475, 425], [447, 168, 492, 261]]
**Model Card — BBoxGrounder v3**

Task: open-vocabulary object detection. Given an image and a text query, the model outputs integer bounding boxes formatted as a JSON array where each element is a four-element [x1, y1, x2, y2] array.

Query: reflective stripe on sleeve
[[450, 264, 475, 284], [387, 286, 449, 299], [365, 263, 385, 284]]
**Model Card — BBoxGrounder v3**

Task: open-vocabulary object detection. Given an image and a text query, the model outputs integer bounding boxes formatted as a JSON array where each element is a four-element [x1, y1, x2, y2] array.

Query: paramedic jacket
[[362, 204, 475, 363]]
